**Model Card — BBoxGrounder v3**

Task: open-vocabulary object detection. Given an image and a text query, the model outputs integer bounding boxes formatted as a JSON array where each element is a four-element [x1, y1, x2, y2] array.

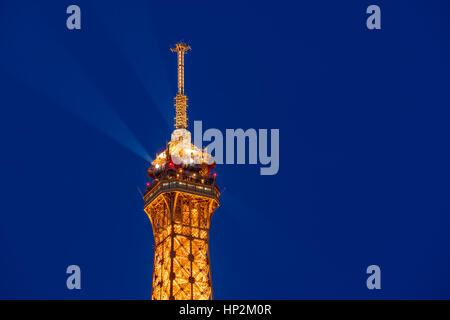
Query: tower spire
[[171, 42, 191, 129]]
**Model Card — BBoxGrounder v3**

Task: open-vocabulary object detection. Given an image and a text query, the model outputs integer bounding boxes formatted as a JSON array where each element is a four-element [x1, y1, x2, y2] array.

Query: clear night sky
[[1, 0, 450, 299]]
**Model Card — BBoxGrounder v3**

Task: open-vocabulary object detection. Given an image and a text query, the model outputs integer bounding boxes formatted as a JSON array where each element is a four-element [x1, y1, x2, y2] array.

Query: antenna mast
[[171, 42, 191, 129]]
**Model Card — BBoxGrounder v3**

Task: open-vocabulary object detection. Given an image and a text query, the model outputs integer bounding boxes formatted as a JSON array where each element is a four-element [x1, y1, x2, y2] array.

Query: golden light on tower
[[143, 42, 220, 300], [170, 42, 190, 129]]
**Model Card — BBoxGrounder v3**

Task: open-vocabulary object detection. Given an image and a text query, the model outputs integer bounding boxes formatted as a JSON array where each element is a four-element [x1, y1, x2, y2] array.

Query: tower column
[[144, 43, 220, 300]]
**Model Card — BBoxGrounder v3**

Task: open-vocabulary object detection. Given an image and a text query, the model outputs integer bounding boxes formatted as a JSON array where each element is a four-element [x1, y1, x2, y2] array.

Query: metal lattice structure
[[144, 43, 220, 300], [170, 42, 191, 129]]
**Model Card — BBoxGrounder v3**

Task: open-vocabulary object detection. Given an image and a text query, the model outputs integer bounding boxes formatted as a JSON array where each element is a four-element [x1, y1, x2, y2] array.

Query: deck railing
[[143, 179, 220, 206]]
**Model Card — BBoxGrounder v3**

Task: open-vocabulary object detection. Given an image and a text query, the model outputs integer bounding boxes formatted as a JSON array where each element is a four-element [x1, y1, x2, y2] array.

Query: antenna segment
[[170, 42, 191, 129]]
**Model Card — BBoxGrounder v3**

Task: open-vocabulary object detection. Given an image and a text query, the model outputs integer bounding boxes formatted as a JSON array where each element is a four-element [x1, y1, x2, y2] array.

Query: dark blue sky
[[1, 0, 450, 299]]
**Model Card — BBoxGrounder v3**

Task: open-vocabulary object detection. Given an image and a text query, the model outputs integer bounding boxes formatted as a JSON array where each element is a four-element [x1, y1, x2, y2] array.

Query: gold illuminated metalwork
[[171, 42, 191, 129], [144, 43, 219, 300]]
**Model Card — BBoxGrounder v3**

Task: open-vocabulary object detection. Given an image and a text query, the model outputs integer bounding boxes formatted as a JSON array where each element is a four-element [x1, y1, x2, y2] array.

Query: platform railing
[[143, 179, 220, 205]]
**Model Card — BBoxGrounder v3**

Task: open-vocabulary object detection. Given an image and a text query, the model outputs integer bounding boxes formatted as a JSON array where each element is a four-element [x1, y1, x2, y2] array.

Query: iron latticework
[[144, 42, 220, 300], [170, 42, 190, 129]]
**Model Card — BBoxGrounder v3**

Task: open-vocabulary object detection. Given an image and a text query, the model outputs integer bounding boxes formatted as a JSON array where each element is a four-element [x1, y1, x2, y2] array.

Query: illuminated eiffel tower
[[143, 42, 220, 300]]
